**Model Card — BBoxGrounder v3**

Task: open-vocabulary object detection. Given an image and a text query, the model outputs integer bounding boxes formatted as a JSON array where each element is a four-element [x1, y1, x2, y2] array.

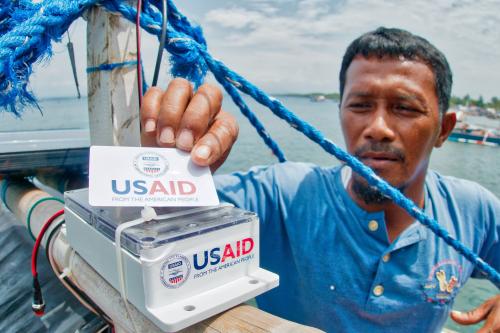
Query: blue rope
[[86, 60, 138, 73], [101, 0, 284, 161], [86, 60, 149, 95], [218, 78, 286, 162], [105, 0, 500, 286], [0, 0, 499, 285], [200, 48, 500, 286], [0, 0, 97, 116], [0, 0, 14, 36]]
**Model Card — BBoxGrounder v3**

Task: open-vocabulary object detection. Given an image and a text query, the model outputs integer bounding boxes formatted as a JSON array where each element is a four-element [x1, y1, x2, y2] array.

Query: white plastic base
[[65, 201, 279, 332], [149, 269, 278, 332]]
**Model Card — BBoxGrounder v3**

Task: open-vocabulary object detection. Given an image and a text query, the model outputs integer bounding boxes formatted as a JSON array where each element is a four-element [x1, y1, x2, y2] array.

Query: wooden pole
[[86, 6, 141, 146]]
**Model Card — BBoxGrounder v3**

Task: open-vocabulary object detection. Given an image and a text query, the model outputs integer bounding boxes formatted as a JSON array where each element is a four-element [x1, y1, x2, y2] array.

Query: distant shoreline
[[273, 93, 500, 116], [36, 93, 500, 117], [274, 92, 340, 101]]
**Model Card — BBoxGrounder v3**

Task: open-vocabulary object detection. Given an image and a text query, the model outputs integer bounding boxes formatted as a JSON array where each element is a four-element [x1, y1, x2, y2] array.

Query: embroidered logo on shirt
[[422, 259, 462, 304], [435, 270, 458, 293]]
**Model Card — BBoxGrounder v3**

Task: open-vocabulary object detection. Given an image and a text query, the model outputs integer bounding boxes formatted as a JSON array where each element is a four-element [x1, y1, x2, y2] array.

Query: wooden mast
[[86, 5, 141, 147]]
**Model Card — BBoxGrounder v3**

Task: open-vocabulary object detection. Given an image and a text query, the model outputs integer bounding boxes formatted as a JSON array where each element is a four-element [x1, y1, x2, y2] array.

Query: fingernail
[[144, 119, 156, 133], [177, 129, 194, 150], [451, 310, 462, 316], [159, 127, 174, 144], [194, 145, 211, 160]]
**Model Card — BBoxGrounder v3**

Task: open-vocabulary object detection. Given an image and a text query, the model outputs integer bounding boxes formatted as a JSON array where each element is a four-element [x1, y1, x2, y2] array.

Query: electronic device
[[64, 188, 279, 332]]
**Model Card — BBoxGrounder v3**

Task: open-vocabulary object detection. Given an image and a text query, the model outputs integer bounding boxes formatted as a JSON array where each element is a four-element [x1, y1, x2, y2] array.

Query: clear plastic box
[[64, 188, 257, 257]]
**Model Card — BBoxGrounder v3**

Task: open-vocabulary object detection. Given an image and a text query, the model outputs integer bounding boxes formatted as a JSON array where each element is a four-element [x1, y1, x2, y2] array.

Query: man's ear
[[435, 112, 456, 148]]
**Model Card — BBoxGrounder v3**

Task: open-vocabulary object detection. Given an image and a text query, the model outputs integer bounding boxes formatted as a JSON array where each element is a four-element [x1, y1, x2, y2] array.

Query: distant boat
[[448, 124, 500, 147], [310, 95, 326, 102]]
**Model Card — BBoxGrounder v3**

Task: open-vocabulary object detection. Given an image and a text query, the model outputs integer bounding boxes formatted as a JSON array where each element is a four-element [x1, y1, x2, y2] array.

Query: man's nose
[[362, 109, 396, 142]]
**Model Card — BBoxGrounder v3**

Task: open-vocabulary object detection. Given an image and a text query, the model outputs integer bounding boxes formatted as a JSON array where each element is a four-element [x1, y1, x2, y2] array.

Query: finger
[[140, 87, 163, 146], [451, 302, 493, 325], [157, 78, 193, 147], [477, 309, 499, 333], [191, 111, 238, 167], [176, 83, 223, 151]]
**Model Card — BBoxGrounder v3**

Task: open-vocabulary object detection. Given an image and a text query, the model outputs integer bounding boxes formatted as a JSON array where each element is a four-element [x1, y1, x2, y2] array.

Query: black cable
[[61, 277, 113, 327], [44, 221, 114, 327], [44, 221, 64, 265], [152, 0, 167, 87]]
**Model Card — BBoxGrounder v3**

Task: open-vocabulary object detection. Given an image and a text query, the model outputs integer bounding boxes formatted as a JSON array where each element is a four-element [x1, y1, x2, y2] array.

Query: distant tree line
[[278, 92, 341, 100], [450, 94, 500, 111], [278, 92, 500, 111]]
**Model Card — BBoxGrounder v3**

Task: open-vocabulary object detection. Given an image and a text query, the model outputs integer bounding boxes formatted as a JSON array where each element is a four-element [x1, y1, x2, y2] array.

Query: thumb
[[450, 303, 492, 325]]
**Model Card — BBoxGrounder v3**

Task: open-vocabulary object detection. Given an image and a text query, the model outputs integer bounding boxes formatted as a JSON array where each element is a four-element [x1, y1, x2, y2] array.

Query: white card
[[89, 146, 219, 207]]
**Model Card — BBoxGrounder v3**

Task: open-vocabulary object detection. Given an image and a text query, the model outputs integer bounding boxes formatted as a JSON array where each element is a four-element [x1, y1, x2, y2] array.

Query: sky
[[30, 0, 500, 100]]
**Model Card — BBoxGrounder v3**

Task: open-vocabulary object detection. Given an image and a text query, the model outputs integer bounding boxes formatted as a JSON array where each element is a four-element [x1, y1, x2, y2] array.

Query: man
[[140, 28, 499, 332]]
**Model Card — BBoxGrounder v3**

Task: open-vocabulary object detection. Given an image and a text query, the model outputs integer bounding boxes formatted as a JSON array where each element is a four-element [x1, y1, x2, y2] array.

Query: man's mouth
[[359, 152, 402, 169], [354, 143, 406, 170], [361, 151, 401, 161]]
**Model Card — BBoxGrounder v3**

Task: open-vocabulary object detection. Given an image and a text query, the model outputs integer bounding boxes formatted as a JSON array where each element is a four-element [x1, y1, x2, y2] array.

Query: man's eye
[[348, 103, 371, 110], [395, 105, 419, 113]]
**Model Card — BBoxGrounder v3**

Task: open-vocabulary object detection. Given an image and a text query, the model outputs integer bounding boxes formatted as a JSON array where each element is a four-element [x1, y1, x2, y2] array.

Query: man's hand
[[450, 295, 500, 332], [140, 78, 238, 172]]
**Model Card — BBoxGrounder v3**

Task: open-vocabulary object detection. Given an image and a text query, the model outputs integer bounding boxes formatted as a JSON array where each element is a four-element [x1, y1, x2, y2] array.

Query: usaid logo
[[160, 254, 191, 289], [134, 152, 168, 177], [193, 238, 254, 270]]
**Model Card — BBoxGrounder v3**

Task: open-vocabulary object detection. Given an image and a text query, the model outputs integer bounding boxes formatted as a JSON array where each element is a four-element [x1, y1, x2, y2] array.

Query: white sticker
[[89, 146, 219, 207]]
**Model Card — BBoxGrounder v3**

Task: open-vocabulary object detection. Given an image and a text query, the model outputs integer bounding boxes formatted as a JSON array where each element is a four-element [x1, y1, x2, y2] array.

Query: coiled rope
[[0, 0, 498, 285]]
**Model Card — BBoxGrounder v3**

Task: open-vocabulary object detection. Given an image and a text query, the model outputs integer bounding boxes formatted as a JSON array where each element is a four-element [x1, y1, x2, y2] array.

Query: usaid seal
[[134, 152, 168, 177], [160, 254, 191, 289]]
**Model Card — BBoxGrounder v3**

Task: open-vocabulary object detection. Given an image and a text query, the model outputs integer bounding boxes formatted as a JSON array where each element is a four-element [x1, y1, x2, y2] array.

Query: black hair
[[339, 27, 453, 114]]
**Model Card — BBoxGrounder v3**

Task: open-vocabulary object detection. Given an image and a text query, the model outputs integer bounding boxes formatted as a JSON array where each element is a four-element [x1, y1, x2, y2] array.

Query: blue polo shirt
[[214, 162, 500, 333]]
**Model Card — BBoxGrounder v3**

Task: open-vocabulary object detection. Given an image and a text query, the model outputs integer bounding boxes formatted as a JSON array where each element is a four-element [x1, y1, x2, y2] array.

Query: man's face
[[340, 55, 454, 200]]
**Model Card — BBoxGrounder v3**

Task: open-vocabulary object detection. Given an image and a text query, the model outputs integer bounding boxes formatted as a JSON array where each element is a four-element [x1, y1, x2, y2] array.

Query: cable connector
[[32, 275, 45, 317], [141, 206, 157, 222]]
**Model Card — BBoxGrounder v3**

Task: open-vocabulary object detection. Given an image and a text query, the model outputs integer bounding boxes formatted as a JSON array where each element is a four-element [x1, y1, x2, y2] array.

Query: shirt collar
[[335, 165, 431, 246]]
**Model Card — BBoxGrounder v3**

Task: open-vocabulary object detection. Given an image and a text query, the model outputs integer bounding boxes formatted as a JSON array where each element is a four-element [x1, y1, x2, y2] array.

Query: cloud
[[30, 0, 500, 100], [205, 8, 264, 29], [198, 0, 500, 98]]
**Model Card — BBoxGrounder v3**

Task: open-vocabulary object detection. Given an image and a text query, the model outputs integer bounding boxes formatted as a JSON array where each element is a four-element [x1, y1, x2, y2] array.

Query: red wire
[[136, 0, 143, 108], [31, 209, 65, 277]]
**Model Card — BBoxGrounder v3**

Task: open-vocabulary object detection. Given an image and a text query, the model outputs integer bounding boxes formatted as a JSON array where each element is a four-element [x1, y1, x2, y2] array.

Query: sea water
[[1, 96, 498, 332]]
